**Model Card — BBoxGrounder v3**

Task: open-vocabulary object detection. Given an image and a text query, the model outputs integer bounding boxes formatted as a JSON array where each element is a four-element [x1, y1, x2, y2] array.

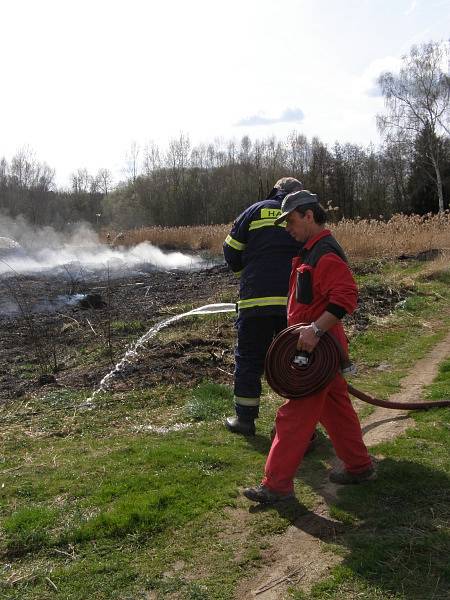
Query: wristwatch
[[311, 321, 325, 337]]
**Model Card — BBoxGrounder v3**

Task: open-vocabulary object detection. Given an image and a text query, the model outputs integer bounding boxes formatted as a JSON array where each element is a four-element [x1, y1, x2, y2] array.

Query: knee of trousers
[[275, 392, 327, 430]]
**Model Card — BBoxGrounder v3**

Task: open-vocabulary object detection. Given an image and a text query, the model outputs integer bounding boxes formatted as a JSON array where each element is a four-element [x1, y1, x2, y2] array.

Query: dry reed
[[101, 212, 450, 260], [333, 212, 450, 259], [100, 225, 228, 254]]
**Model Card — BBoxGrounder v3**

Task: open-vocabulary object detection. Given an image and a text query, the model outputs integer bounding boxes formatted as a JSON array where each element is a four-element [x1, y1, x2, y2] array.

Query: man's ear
[[305, 209, 314, 222]]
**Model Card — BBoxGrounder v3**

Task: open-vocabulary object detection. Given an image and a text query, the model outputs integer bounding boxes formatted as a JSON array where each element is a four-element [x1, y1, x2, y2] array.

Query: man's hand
[[296, 324, 320, 353]]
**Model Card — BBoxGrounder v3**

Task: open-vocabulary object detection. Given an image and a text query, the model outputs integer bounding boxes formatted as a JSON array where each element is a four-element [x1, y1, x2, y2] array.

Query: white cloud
[[235, 108, 305, 127], [356, 56, 403, 97]]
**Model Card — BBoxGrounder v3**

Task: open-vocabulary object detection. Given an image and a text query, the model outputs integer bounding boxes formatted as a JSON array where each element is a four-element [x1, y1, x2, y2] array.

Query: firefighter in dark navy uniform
[[223, 177, 304, 435]]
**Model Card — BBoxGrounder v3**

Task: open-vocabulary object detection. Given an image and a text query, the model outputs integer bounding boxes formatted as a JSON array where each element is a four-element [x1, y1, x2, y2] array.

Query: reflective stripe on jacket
[[223, 192, 303, 318]]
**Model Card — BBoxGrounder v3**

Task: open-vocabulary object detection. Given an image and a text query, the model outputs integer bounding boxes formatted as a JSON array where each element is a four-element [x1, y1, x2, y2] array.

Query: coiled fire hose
[[265, 325, 450, 409]]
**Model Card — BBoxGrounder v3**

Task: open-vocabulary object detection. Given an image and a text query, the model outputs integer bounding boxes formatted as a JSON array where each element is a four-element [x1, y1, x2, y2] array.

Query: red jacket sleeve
[[315, 253, 358, 316]]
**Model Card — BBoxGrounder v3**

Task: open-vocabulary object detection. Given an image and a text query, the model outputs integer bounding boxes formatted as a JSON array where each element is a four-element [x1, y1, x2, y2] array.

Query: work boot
[[243, 484, 294, 505], [225, 415, 256, 436], [329, 464, 377, 485]]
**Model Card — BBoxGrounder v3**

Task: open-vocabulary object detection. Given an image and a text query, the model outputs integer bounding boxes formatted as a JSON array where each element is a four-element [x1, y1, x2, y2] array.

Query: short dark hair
[[295, 203, 327, 225]]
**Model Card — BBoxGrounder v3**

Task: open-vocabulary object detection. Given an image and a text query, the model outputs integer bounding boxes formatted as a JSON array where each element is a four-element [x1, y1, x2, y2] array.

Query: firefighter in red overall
[[244, 190, 375, 504]]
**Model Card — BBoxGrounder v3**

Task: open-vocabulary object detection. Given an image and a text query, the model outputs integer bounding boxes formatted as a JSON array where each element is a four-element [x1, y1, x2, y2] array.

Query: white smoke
[[0, 214, 203, 276]]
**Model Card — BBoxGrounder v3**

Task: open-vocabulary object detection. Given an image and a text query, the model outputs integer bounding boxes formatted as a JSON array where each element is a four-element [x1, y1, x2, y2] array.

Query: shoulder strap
[[301, 235, 348, 267]]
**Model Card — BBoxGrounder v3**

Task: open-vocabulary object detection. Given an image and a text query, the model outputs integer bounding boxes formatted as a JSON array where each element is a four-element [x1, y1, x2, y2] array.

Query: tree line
[[1, 41, 448, 231]]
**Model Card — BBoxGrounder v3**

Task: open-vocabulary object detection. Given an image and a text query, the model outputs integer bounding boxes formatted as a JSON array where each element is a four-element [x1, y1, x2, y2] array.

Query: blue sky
[[1, 0, 449, 186]]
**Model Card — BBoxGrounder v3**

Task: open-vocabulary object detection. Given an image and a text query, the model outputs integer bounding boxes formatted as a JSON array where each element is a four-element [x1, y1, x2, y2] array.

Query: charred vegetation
[[0, 257, 419, 404]]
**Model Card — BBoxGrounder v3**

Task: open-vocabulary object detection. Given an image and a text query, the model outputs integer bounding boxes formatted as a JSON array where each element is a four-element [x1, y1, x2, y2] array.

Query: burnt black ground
[[0, 264, 238, 401], [0, 261, 411, 402]]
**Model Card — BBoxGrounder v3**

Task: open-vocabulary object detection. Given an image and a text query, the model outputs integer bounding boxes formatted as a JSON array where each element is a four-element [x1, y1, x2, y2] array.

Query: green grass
[[1, 258, 450, 599], [110, 319, 147, 334], [348, 271, 450, 400], [0, 412, 307, 599], [293, 406, 450, 600], [419, 268, 450, 286], [184, 382, 234, 421], [3, 507, 59, 555], [0, 378, 316, 599], [423, 357, 450, 401]]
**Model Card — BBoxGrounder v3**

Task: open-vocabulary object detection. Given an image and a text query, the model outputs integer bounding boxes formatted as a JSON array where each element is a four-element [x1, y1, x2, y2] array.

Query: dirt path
[[235, 330, 450, 600]]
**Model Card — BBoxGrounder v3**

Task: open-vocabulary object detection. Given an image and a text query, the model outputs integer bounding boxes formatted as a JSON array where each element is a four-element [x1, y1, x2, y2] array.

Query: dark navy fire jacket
[[223, 191, 303, 318]]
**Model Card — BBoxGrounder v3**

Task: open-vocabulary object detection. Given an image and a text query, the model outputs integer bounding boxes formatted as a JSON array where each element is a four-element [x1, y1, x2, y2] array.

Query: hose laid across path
[[265, 325, 450, 410]]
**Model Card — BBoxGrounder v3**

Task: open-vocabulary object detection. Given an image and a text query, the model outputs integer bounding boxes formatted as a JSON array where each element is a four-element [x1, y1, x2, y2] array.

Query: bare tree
[[167, 133, 191, 175], [142, 141, 161, 176], [287, 131, 310, 177], [124, 141, 141, 183], [34, 162, 55, 192], [377, 41, 450, 212], [71, 168, 92, 193], [383, 136, 412, 212], [96, 168, 113, 194]]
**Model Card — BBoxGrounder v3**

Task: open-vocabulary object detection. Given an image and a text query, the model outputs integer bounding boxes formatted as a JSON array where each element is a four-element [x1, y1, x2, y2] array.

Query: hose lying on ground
[[265, 325, 450, 409]]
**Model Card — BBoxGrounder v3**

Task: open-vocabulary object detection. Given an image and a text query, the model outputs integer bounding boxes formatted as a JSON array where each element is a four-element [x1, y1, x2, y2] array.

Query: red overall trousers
[[262, 230, 372, 494]]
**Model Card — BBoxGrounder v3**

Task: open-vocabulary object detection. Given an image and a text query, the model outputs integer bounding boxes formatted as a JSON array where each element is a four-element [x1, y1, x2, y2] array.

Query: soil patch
[[346, 281, 412, 334]]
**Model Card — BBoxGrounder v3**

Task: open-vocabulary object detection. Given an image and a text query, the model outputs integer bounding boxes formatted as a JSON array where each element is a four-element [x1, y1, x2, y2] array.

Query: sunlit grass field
[[1, 256, 450, 599]]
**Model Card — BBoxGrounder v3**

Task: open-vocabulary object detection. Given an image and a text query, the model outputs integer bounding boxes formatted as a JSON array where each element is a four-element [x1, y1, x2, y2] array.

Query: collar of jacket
[[267, 189, 287, 202], [303, 228, 332, 250]]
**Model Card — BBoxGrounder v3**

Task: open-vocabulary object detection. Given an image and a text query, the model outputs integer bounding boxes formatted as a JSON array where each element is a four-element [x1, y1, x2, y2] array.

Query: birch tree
[[377, 41, 450, 212]]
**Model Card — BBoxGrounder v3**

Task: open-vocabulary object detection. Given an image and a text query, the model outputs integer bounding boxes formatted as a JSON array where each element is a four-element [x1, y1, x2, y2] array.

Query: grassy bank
[[1, 259, 450, 599]]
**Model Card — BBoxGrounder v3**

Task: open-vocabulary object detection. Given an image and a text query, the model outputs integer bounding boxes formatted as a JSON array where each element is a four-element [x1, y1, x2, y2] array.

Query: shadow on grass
[[328, 457, 450, 599], [361, 413, 411, 435], [241, 433, 272, 455], [255, 457, 450, 600], [249, 498, 346, 541]]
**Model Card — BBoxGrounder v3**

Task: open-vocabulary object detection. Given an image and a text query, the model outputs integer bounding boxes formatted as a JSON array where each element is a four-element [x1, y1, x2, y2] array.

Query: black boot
[[225, 415, 256, 436]]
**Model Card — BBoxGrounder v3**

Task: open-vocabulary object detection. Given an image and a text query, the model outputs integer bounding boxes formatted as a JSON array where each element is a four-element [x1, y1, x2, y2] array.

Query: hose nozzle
[[341, 358, 358, 376], [293, 351, 311, 366]]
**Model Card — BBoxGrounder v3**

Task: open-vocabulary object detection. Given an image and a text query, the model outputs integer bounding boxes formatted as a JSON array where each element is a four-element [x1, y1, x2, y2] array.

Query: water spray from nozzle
[[80, 302, 237, 409]]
